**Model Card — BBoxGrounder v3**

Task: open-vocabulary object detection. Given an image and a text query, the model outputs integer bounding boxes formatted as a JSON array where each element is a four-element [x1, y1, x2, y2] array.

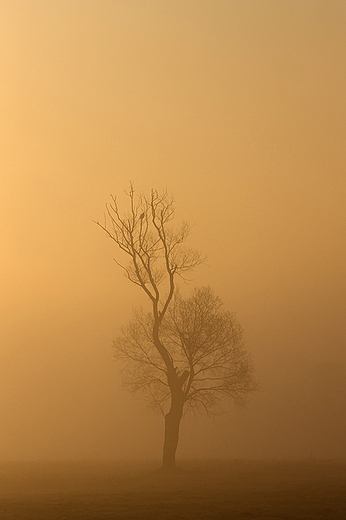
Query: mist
[[1, 0, 346, 469]]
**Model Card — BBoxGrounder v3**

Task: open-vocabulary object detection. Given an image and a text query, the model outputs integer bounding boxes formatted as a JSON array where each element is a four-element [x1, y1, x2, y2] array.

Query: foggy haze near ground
[[1, 0, 346, 464]]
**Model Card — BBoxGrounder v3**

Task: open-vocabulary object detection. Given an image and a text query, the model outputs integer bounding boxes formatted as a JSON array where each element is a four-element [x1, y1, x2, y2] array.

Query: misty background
[[1, 1, 345, 462]]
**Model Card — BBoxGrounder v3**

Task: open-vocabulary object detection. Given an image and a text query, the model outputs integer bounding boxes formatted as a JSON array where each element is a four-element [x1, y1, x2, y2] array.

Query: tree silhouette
[[95, 185, 256, 469]]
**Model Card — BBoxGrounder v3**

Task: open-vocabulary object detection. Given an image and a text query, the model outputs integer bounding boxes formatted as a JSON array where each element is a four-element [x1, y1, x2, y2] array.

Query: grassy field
[[0, 460, 345, 519]]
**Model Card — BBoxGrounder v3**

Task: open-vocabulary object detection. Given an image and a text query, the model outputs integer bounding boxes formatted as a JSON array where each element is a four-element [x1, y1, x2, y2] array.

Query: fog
[[1, 0, 346, 463]]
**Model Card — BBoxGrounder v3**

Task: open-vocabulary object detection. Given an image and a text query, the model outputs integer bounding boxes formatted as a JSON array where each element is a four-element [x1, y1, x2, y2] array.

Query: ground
[[0, 460, 345, 519]]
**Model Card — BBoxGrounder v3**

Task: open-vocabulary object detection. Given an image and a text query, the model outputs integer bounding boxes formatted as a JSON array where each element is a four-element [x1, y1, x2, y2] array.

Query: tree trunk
[[162, 398, 183, 470], [161, 364, 189, 470]]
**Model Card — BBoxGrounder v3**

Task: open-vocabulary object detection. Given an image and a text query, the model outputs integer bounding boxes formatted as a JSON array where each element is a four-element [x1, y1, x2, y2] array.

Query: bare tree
[[95, 185, 256, 469]]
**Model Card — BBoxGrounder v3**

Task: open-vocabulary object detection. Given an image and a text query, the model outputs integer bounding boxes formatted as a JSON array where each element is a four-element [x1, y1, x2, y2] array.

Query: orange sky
[[1, 0, 346, 461]]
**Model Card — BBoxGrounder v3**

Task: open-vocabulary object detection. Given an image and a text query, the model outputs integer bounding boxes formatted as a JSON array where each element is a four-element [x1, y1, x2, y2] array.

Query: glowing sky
[[1, 0, 346, 460]]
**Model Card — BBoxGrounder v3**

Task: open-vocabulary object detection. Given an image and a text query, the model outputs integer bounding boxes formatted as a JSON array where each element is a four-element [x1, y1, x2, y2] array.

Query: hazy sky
[[1, 0, 346, 461]]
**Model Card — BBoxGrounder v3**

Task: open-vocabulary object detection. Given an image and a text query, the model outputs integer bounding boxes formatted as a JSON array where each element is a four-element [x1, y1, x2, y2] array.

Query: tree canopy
[[114, 286, 256, 416]]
